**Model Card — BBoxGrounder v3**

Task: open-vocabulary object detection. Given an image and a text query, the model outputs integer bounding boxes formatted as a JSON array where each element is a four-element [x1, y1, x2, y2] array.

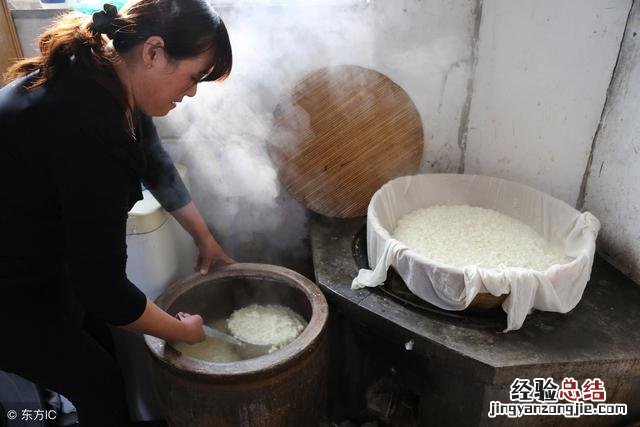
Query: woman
[[0, 0, 233, 424]]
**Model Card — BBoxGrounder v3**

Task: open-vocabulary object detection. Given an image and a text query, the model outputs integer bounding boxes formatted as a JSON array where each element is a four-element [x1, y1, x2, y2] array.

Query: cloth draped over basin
[[352, 174, 600, 331]]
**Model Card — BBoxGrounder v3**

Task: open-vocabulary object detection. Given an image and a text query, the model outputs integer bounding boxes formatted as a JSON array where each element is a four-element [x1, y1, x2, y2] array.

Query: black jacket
[[0, 68, 191, 326]]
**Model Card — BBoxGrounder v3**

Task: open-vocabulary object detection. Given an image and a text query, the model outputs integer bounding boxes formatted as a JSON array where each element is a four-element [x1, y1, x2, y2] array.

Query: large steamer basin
[[145, 263, 329, 427]]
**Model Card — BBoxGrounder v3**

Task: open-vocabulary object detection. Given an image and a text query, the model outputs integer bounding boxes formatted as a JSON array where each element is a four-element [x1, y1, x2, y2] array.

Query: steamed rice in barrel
[[228, 304, 307, 353]]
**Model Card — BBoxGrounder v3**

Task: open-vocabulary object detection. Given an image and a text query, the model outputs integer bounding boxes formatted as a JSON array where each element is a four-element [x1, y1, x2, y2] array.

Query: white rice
[[393, 205, 570, 271], [227, 304, 307, 353]]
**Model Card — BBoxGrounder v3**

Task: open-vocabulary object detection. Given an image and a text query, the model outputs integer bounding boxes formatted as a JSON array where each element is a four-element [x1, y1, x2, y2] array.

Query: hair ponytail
[[4, 0, 232, 89], [4, 12, 117, 88]]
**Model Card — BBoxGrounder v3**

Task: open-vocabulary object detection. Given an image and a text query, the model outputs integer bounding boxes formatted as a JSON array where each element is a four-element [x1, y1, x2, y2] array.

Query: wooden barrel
[[144, 263, 329, 427]]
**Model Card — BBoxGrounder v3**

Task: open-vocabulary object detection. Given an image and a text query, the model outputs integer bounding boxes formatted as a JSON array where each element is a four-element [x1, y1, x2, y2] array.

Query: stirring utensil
[[202, 325, 273, 359], [201, 324, 244, 346], [175, 313, 272, 359]]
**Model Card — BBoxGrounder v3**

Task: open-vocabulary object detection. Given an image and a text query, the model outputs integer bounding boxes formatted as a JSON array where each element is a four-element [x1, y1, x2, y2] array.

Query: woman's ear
[[142, 36, 166, 69]]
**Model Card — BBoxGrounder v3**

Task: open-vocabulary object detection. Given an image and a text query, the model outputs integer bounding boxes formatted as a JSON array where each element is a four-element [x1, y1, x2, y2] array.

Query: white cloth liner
[[352, 174, 600, 331]]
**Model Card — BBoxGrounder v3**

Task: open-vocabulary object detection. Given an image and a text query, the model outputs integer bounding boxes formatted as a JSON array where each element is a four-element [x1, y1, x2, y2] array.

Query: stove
[[310, 214, 640, 426]]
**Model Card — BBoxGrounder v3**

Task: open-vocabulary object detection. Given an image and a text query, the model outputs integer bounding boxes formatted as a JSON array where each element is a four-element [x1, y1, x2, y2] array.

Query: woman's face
[[131, 38, 215, 117]]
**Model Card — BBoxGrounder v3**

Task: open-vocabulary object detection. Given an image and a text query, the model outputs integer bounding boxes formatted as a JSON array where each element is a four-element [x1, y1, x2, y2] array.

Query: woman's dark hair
[[4, 0, 232, 95]]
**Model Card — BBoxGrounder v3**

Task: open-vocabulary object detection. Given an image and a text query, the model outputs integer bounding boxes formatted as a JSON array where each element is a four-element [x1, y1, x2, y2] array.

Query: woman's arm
[[170, 201, 235, 274], [138, 113, 191, 211], [120, 298, 205, 344], [138, 114, 234, 273]]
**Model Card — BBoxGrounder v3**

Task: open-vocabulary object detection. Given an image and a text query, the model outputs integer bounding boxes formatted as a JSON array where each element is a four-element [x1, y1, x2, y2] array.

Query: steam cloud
[[157, 1, 375, 270], [156, 0, 473, 272]]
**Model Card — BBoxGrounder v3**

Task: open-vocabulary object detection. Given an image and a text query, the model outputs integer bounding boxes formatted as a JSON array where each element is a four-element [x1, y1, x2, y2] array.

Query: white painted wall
[[582, 1, 640, 283], [464, 0, 630, 205], [367, 0, 479, 173]]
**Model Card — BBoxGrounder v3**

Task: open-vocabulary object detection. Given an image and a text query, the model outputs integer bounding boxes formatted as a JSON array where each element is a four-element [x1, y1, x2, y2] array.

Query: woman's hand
[[195, 233, 235, 275], [169, 201, 236, 274], [120, 298, 206, 344], [175, 312, 206, 344]]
